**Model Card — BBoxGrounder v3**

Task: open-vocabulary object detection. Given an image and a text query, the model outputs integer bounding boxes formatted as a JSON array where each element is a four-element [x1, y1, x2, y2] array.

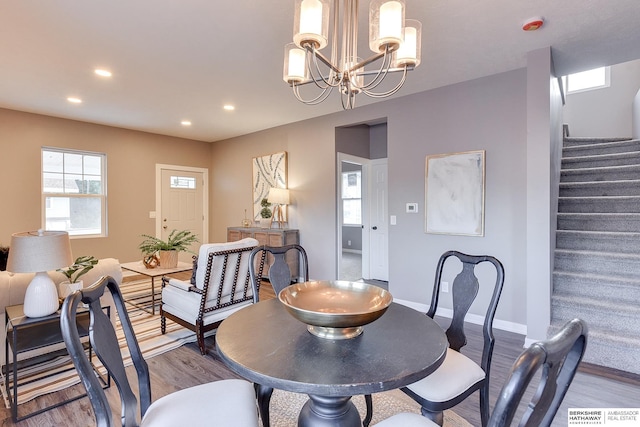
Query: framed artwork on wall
[[425, 150, 485, 236], [252, 151, 288, 221]]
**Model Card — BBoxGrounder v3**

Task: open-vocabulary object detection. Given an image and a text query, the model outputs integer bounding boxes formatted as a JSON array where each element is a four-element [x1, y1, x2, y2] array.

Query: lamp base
[[23, 271, 60, 317]]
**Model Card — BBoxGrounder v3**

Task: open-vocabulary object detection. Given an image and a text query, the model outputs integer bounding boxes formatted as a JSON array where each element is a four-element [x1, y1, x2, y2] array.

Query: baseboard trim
[[578, 361, 640, 386], [394, 298, 527, 336]]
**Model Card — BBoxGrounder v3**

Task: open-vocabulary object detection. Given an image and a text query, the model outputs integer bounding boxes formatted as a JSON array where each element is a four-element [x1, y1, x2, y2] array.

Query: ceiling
[[2, 1, 640, 143]]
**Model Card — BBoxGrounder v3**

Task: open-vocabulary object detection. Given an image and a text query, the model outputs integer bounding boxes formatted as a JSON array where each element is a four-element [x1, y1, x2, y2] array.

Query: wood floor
[[1, 283, 638, 426]]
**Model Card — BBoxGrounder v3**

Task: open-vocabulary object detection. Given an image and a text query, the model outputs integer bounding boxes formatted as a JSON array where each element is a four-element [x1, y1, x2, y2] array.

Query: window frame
[[341, 170, 362, 226], [41, 147, 107, 238], [565, 66, 611, 95]]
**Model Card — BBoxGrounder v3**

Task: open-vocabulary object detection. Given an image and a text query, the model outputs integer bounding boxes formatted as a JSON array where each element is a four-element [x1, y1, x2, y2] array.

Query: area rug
[[269, 388, 472, 427], [1, 276, 196, 408]]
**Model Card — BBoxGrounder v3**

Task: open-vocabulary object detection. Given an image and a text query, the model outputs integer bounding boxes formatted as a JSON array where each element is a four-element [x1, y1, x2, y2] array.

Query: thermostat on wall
[[406, 203, 418, 213]]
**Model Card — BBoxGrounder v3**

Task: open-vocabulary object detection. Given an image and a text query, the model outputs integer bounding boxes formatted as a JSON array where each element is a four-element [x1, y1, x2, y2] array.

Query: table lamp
[[268, 187, 290, 228], [6, 230, 73, 317]]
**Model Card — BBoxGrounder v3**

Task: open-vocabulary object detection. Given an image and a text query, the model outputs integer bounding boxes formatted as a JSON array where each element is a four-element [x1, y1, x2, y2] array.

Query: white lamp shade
[[7, 230, 73, 273], [267, 187, 290, 205], [6, 230, 73, 318]]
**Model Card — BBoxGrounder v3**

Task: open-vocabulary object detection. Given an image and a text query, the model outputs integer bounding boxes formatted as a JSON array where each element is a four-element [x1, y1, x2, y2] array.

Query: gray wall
[[563, 59, 640, 138], [211, 66, 532, 334]]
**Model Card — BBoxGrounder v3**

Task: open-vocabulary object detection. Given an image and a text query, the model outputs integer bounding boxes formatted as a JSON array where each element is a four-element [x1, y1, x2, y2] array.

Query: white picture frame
[[425, 150, 485, 236]]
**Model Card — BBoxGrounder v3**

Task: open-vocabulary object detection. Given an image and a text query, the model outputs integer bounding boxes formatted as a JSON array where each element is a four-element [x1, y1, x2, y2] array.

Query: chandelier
[[283, 0, 422, 109]]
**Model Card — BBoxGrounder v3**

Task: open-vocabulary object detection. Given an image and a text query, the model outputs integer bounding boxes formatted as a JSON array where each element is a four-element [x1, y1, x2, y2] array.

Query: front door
[[158, 165, 207, 263]]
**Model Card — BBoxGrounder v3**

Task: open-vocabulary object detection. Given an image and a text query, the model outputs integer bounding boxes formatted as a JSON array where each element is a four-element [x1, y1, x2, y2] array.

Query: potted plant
[[139, 229, 199, 268], [57, 255, 98, 297], [259, 198, 272, 228]]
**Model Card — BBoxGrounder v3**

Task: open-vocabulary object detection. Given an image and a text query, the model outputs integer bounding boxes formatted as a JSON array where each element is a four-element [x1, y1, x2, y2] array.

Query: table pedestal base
[[299, 395, 361, 427]]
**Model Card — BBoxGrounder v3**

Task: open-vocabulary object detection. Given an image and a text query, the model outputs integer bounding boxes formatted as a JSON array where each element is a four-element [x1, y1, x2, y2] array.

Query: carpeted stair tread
[[562, 136, 632, 146], [557, 212, 640, 232], [558, 195, 640, 213], [559, 179, 640, 197], [563, 138, 640, 157], [562, 150, 640, 169], [560, 163, 640, 182], [552, 273, 640, 305], [556, 230, 640, 252]]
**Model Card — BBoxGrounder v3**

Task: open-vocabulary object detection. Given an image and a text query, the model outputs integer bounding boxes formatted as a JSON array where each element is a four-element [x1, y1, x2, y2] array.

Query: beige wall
[[0, 108, 212, 263]]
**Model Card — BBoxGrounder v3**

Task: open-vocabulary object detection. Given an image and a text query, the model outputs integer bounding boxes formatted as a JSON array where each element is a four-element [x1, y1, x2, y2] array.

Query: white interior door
[[157, 165, 207, 263], [369, 159, 388, 281]]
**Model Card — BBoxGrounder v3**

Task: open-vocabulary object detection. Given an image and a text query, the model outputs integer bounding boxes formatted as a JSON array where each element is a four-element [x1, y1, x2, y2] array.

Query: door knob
[[372, 226, 378, 230]]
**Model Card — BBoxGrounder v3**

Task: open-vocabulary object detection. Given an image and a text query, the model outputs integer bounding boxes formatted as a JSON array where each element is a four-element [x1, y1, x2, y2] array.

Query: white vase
[[23, 271, 61, 317], [260, 218, 272, 228], [59, 279, 83, 299]]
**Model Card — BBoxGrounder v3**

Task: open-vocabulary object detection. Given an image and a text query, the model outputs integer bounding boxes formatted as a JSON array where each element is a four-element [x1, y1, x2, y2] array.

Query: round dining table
[[215, 298, 448, 427]]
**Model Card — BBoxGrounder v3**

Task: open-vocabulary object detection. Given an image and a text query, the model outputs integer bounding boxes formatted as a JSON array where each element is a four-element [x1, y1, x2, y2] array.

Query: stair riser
[[550, 322, 640, 374], [556, 232, 640, 253], [560, 181, 640, 197], [560, 167, 640, 182], [551, 300, 639, 336], [562, 153, 640, 169], [552, 273, 640, 304], [557, 215, 640, 232], [563, 140, 640, 157], [559, 197, 640, 213], [554, 251, 640, 279]]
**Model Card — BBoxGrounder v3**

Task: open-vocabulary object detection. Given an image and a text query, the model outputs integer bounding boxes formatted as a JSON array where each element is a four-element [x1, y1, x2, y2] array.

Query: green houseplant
[[259, 198, 272, 228], [57, 255, 98, 297], [139, 229, 199, 268]]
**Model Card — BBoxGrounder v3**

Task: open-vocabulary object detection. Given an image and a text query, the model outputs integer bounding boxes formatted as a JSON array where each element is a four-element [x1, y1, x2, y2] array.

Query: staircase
[[551, 136, 640, 375]]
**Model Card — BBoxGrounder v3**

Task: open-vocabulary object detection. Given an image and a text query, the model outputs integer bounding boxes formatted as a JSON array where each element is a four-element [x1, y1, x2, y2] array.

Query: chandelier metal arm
[[361, 66, 408, 98], [292, 82, 334, 105]]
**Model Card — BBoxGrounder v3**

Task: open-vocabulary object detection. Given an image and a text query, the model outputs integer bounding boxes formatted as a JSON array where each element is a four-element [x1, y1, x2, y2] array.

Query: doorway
[[335, 122, 389, 285], [156, 164, 208, 263]]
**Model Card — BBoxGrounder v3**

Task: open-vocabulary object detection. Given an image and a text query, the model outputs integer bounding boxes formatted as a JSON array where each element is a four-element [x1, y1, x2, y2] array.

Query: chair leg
[[479, 381, 490, 427], [161, 315, 166, 334], [362, 394, 373, 427], [255, 383, 274, 427], [420, 407, 444, 426], [195, 322, 206, 355]]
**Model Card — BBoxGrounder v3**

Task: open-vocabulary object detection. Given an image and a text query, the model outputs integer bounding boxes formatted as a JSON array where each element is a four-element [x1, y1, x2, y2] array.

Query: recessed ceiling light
[[67, 97, 82, 104], [181, 120, 192, 126], [223, 105, 235, 111], [94, 69, 112, 77]]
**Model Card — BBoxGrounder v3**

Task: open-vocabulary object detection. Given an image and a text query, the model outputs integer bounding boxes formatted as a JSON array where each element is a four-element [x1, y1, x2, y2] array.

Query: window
[[342, 171, 362, 225], [42, 147, 107, 237], [565, 66, 610, 94]]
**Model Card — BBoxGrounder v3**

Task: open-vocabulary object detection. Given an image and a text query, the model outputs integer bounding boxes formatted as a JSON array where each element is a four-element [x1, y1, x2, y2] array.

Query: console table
[[227, 227, 300, 281]]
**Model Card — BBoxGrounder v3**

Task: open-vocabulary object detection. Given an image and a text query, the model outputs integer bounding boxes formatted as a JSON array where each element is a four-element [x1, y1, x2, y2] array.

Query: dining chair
[[374, 318, 588, 427], [60, 275, 259, 427], [249, 244, 309, 427], [400, 250, 505, 427]]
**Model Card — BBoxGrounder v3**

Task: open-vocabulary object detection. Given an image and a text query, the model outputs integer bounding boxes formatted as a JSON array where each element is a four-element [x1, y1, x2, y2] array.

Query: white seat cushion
[[141, 379, 258, 427], [374, 412, 438, 427], [405, 347, 485, 402], [162, 284, 252, 325]]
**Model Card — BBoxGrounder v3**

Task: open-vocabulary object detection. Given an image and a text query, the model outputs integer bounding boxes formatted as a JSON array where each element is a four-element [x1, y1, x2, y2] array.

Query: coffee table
[[120, 261, 192, 314], [216, 299, 448, 427]]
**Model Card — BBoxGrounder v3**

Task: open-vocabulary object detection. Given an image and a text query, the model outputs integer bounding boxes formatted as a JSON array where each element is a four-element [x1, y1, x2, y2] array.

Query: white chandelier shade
[[283, 0, 421, 109]]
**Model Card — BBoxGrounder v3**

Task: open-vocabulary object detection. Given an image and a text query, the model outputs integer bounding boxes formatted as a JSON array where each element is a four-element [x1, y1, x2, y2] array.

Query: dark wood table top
[[216, 299, 448, 397]]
